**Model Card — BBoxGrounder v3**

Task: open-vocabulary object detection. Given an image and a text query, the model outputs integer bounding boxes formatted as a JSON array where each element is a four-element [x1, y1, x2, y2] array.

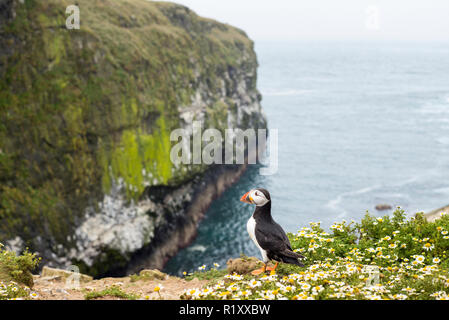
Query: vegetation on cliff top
[[181, 209, 449, 300], [0, 0, 258, 256], [3, 209, 449, 300]]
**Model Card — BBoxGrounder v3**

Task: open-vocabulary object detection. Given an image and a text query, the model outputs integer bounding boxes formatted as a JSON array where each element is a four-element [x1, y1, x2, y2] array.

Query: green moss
[[101, 113, 174, 199]]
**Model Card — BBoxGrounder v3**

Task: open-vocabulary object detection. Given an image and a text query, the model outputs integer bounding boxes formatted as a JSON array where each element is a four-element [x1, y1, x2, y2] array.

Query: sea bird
[[240, 188, 304, 275]]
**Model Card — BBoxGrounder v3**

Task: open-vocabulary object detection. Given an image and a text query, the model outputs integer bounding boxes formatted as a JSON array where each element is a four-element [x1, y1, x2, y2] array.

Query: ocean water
[[163, 41, 449, 275]]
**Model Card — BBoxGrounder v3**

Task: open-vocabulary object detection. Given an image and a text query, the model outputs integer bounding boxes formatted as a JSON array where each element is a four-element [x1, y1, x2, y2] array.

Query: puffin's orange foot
[[266, 262, 279, 271], [266, 262, 279, 275], [251, 265, 266, 275]]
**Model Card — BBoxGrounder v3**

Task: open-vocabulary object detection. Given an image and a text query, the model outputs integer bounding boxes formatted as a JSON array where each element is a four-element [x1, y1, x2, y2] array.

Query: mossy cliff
[[0, 0, 266, 277]]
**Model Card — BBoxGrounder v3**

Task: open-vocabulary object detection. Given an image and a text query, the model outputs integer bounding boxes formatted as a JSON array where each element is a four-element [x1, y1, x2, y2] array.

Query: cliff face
[[0, 0, 266, 276]]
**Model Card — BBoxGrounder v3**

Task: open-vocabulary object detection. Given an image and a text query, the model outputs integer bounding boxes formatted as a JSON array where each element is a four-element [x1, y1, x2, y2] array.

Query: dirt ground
[[32, 273, 208, 300]]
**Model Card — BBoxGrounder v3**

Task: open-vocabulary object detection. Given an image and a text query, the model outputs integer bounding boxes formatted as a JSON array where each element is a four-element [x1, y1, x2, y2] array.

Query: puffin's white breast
[[247, 216, 268, 262]]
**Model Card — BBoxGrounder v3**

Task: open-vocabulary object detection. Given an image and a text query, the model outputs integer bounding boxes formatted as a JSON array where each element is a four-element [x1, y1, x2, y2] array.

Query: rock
[[226, 257, 263, 274], [41, 266, 93, 283], [35, 275, 62, 283], [375, 204, 393, 211], [424, 205, 449, 222], [138, 269, 167, 280]]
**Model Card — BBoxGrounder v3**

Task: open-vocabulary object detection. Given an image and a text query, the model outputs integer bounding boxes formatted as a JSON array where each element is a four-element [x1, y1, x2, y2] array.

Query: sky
[[160, 0, 449, 42]]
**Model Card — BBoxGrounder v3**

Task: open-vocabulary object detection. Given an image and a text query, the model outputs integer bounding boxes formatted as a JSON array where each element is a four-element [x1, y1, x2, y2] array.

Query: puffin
[[240, 188, 304, 275]]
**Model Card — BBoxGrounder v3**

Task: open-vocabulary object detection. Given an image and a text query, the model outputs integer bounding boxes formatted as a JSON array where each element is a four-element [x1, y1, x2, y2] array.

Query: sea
[[163, 40, 449, 276]]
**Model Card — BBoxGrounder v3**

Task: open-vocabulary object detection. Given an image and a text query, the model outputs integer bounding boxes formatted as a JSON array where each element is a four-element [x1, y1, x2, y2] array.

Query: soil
[[32, 273, 208, 300]]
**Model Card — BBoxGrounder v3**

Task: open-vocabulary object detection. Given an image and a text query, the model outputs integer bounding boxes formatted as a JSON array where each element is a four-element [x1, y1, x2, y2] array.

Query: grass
[[129, 269, 165, 282], [84, 286, 140, 300], [185, 268, 229, 282]]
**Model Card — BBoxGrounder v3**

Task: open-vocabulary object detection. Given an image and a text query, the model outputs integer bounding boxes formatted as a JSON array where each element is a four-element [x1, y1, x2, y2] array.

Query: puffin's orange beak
[[240, 191, 253, 204]]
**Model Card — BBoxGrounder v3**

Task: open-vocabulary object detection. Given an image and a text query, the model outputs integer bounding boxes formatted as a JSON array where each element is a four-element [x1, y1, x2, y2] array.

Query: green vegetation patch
[[0, 244, 40, 300], [185, 268, 229, 282], [84, 285, 140, 300], [0, 244, 40, 288]]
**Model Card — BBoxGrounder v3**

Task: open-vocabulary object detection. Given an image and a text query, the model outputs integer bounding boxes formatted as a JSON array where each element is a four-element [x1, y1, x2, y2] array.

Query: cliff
[[0, 0, 266, 277]]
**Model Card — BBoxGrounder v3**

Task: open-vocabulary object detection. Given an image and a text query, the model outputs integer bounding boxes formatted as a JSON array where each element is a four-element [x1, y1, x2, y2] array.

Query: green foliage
[[0, 244, 40, 288], [0, 244, 40, 300], [84, 286, 140, 300]]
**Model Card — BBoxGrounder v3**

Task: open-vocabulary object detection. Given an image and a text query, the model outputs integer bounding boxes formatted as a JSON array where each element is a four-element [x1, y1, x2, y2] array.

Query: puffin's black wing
[[255, 220, 304, 265]]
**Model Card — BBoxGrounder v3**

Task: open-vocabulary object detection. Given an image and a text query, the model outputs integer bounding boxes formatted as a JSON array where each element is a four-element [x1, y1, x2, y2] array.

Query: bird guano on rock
[[240, 188, 304, 275]]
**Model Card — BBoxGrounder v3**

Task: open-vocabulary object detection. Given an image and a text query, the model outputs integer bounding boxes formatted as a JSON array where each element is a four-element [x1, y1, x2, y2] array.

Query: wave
[[417, 93, 449, 115], [187, 244, 207, 253], [418, 104, 449, 115], [324, 179, 421, 217], [325, 184, 381, 213], [436, 136, 449, 145], [261, 89, 312, 97], [434, 187, 449, 195]]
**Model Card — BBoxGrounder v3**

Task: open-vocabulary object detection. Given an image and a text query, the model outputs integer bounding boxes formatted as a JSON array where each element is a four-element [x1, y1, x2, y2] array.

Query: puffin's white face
[[240, 189, 270, 207]]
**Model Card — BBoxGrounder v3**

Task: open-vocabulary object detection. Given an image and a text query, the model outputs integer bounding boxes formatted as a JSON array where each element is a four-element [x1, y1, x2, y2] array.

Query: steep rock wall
[[0, 0, 266, 276]]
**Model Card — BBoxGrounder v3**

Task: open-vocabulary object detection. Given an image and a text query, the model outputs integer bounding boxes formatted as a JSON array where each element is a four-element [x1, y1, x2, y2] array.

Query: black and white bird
[[240, 188, 304, 275]]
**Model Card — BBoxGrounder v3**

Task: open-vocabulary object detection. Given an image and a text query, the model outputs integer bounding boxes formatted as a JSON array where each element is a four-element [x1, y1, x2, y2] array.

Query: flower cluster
[[1, 242, 40, 300], [0, 281, 37, 300], [183, 208, 449, 300]]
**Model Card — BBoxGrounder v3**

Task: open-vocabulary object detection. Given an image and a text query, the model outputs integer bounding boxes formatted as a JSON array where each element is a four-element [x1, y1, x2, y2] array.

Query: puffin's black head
[[240, 188, 271, 207]]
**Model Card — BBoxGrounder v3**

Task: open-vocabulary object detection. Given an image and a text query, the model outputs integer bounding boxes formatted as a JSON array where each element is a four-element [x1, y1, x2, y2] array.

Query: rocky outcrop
[[41, 266, 93, 283], [0, 0, 266, 277], [226, 256, 264, 274], [375, 204, 393, 211], [424, 205, 449, 222]]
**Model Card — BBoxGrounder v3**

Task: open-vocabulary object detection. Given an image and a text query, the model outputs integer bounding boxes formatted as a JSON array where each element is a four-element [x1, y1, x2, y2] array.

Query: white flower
[[248, 280, 262, 288], [414, 255, 425, 264], [153, 284, 163, 292], [30, 292, 39, 299]]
